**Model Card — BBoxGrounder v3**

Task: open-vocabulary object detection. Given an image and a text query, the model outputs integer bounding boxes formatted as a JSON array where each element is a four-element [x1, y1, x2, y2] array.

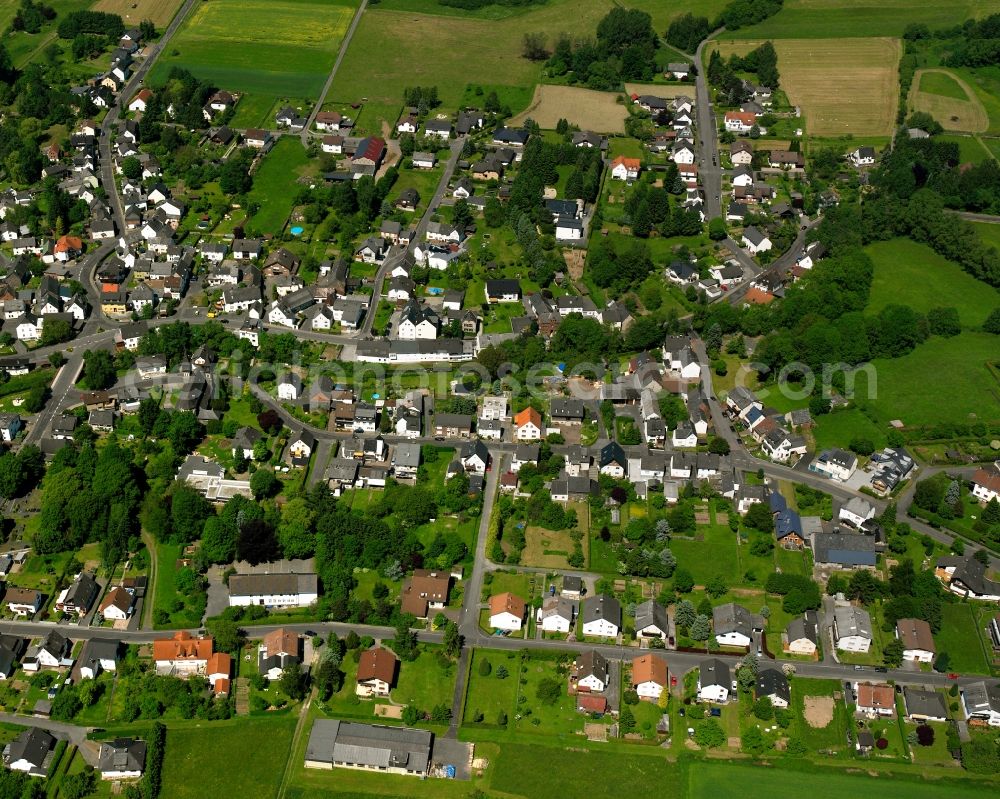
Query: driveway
[[204, 566, 230, 621]]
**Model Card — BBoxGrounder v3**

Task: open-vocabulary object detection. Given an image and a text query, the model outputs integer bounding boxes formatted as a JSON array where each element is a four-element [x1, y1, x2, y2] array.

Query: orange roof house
[[743, 286, 775, 305], [857, 682, 895, 714], [631, 654, 668, 694], [54, 235, 83, 255], [489, 592, 527, 619], [153, 631, 213, 675], [513, 407, 542, 434], [610, 156, 641, 179], [207, 652, 232, 695]]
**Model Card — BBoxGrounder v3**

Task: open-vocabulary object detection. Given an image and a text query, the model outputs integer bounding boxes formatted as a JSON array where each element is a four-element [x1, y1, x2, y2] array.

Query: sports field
[[713, 39, 900, 136], [150, 0, 357, 97], [910, 69, 989, 133], [328, 0, 615, 110], [690, 762, 996, 799], [93, 0, 185, 27], [865, 239, 1000, 328], [722, 0, 1000, 39], [511, 85, 627, 133]]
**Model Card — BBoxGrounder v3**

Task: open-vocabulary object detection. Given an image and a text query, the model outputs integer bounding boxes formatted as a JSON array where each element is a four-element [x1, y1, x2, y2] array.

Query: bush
[[916, 724, 935, 746], [875, 737, 888, 750]]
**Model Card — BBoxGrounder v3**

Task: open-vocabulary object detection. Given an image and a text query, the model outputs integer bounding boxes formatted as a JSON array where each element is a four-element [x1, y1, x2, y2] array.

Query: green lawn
[[463, 649, 520, 726], [150, 0, 358, 97], [328, 0, 615, 110], [151, 541, 204, 629], [840, 332, 1000, 428], [720, 0, 1000, 39], [161, 717, 297, 799], [920, 71, 970, 100], [865, 239, 1000, 328], [938, 134, 993, 164], [245, 138, 315, 235], [952, 65, 1000, 135], [936, 603, 992, 675], [391, 647, 457, 711], [491, 741, 685, 799], [670, 521, 742, 585], [690, 761, 995, 799], [230, 94, 287, 129]]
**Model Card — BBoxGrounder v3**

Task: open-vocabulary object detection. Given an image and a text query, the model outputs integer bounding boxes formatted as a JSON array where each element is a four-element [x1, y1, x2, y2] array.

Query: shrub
[[875, 737, 888, 750]]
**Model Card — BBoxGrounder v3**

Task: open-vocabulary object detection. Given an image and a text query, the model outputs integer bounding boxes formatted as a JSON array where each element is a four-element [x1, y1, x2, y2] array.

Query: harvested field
[[909, 69, 989, 133], [512, 85, 627, 133], [803, 696, 835, 728], [712, 39, 900, 136], [93, 0, 185, 27]]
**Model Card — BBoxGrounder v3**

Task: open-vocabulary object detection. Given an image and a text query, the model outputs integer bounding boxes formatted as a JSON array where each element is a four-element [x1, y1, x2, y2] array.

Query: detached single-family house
[[751, 666, 789, 712], [741, 226, 772, 255], [4, 727, 56, 777], [962, 681, 1000, 726], [634, 600, 669, 641], [489, 592, 526, 632], [573, 650, 609, 693], [833, 605, 873, 653], [581, 594, 621, 638], [896, 618, 936, 663], [537, 596, 574, 632], [903, 687, 948, 723], [98, 738, 146, 780], [712, 602, 758, 648], [784, 611, 819, 656], [848, 146, 876, 167], [610, 156, 641, 181], [631, 654, 668, 702], [698, 658, 731, 703], [513, 407, 542, 441], [355, 646, 398, 698], [856, 682, 895, 717]]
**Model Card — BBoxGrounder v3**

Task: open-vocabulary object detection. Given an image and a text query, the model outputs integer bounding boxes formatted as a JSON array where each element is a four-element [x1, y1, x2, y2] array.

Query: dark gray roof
[[305, 719, 432, 772], [945, 554, 1000, 598], [634, 600, 668, 634], [98, 738, 146, 774], [785, 611, 818, 645], [813, 533, 876, 566], [576, 650, 609, 683], [582, 594, 621, 627], [699, 658, 730, 688], [712, 602, 754, 637], [63, 572, 99, 609], [6, 727, 55, 768], [903, 687, 947, 719], [228, 572, 317, 599], [756, 668, 790, 703]]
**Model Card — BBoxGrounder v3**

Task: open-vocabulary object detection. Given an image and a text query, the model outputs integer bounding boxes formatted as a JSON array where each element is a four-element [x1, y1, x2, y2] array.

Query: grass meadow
[[909, 69, 989, 133], [161, 716, 296, 799], [920, 70, 971, 100], [864, 239, 1000, 328], [721, 0, 1000, 39], [245, 137, 316, 235], [93, 0, 186, 27], [150, 0, 357, 97], [936, 603, 993, 675]]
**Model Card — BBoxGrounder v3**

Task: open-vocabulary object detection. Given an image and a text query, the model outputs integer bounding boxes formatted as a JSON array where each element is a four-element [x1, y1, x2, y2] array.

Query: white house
[[537, 597, 574, 633], [962, 681, 1000, 726], [896, 618, 936, 663], [741, 226, 772, 255], [228, 572, 318, 608], [972, 463, 1000, 504], [574, 651, 608, 693], [277, 374, 302, 401], [848, 146, 876, 167], [712, 602, 756, 648], [488, 593, 526, 632], [839, 496, 876, 529], [581, 594, 621, 638], [833, 605, 872, 653], [698, 659, 731, 703], [631, 654, 668, 702], [610, 156, 640, 181], [810, 448, 857, 482]]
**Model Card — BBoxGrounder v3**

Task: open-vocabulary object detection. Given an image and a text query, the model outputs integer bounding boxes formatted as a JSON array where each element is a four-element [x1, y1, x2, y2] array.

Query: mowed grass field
[[909, 69, 989, 133], [161, 717, 296, 799], [722, 0, 1000, 39], [150, 0, 357, 97], [865, 239, 1000, 327], [712, 39, 900, 136], [690, 762, 996, 798], [93, 0, 185, 27], [328, 0, 615, 111], [511, 85, 627, 132]]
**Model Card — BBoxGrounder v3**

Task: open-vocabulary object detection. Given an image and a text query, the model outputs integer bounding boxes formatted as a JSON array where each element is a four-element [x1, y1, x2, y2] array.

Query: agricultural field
[[937, 134, 994, 162], [150, 0, 357, 97], [720, 0, 1000, 39], [950, 65, 1000, 135], [712, 39, 900, 136], [627, 0, 731, 31], [690, 761, 995, 798], [328, 0, 615, 112], [94, 0, 186, 27], [909, 69, 989, 133], [161, 716, 297, 799], [511, 85, 628, 133], [865, 239, 1000, 328]]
